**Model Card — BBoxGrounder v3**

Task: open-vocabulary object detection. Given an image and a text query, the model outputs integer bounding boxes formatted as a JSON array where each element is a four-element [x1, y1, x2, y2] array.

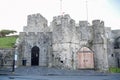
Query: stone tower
[[92, 20, 109, 71], [24, 13, 49, 32], [51, 14, 80, 69], [17, 14, 52, 67]]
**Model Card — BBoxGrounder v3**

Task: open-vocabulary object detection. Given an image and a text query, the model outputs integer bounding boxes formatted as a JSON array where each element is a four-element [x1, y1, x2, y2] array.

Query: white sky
[[0, 0, 119, 33]]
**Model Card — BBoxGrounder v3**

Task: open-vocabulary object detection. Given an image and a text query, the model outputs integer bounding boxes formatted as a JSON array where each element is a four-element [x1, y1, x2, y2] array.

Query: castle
[[15, 13, 120, 72]]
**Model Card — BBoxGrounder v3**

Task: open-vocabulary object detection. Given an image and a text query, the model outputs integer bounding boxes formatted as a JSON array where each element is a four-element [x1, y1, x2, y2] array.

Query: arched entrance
[[31, 46, 39, 66], [77, 47, 94, 69], [114, 37, 120, 49]]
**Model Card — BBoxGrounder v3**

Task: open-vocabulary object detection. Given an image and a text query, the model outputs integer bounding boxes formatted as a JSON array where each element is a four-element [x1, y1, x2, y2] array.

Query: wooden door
[[77, 47, 94, 69]]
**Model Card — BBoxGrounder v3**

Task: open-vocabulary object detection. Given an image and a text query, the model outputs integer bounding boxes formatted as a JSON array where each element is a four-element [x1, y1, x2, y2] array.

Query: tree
[[0, 29, 17, 37]]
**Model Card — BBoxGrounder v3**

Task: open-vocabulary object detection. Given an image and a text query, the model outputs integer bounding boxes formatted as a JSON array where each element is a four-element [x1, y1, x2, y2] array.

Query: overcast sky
[[0, 0, 119, 32]]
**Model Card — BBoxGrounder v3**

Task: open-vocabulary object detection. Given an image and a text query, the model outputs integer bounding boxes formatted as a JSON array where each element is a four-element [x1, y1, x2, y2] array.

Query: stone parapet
[[19, 32, 52, 37], [79, 21, 88, 27], [27, 13, 48, 27]]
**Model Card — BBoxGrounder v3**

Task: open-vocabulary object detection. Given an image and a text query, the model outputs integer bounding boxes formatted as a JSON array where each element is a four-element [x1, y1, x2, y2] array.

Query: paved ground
[[14, 66, 108, 76], [0, 66, 120, 80], [0, 66, 108, 76], [1, 75, 120, 80]]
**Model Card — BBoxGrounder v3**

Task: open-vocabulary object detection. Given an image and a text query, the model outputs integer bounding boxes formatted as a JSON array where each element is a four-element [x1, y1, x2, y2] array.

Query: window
[[111, 54, 114, 57]]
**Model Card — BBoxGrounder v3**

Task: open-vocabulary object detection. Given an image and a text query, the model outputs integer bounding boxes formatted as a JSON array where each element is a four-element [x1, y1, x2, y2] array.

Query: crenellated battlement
[[19, 32, 52, 37], [52, 14, 75, 26], [92, 20, 104, 27], [79, 21, 88, 27], [27, 13, 48, 27], [27, 13, 47, 23], [92, 20, 101, 26], [28, 13, 46, 19], [53, 14, 71, 21]]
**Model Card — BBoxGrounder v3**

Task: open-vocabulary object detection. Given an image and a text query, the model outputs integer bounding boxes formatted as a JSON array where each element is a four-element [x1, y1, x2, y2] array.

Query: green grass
[[0, 36, 18, 48], [109, 67, 120, 73]]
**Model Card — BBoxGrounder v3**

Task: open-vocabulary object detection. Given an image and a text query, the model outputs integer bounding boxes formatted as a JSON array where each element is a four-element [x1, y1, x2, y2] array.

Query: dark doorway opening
[[31, 46, 39, 66], [117, 58, 120, 68]]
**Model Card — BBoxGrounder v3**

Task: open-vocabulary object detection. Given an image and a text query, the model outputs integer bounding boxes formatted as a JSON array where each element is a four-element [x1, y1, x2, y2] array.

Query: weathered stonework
[[15, 13, 120, 72], [0, 49, 14, 68], [24, 13, 50, 33], [112, 30, 120, 68]]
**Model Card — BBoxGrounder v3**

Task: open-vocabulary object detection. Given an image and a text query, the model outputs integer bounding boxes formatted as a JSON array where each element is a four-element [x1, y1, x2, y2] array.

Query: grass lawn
[[0, 36, 18, 48], [109, 67, 120, 73]]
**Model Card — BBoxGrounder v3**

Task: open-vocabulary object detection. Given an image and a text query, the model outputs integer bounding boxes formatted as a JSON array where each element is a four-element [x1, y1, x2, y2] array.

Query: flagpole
[[86, 0, 88, 21], [60, 0, 62, 15]]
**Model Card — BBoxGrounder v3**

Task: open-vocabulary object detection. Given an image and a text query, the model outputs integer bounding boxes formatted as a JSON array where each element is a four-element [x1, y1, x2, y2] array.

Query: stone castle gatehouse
[[15, 13, 120, 72]]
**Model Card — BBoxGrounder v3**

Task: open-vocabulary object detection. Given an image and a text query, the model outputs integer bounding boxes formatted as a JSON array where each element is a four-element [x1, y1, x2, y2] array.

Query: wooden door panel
[[84, 53, 94, 68], [78, 53, 84, 68], [77, 47, 94, 69]]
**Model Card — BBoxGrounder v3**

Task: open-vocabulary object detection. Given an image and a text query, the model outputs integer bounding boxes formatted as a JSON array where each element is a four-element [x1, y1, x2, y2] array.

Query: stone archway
[[114, 37, 120, 49], [31, 46, 39, 66], [77, 47, 94, 69]]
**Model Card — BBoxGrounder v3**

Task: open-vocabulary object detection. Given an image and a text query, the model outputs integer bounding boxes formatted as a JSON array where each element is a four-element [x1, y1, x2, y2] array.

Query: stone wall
[[112, 30, 120, 68], [24, 13, 50, 33], [0, 49, 14, 68], [105, 27, 116, 67], [16, 13, 120, 72], [52, 14, 80, 69], [114, 49, 120, 67], [17, 32, 52, 67], [17, 13, 52, 67], [92, 20, 109, 71]]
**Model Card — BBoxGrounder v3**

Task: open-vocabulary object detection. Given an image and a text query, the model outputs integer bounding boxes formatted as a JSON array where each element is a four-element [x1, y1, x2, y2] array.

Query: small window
[[52, 54, 54, 57], [111, 54, 114, 57], [60, 61, 63, 63]]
